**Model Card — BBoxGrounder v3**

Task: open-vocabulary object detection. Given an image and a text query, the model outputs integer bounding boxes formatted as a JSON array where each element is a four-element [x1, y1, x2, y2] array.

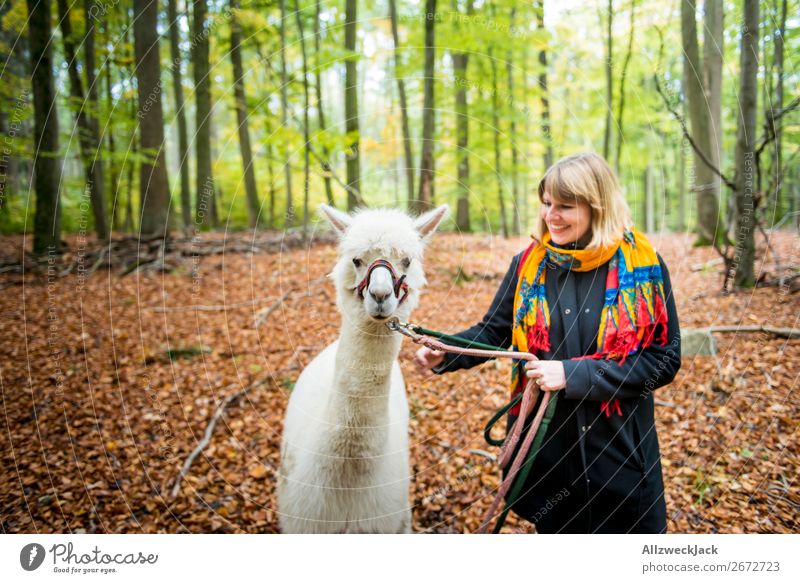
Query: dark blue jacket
[[434, 246, 681, 533]]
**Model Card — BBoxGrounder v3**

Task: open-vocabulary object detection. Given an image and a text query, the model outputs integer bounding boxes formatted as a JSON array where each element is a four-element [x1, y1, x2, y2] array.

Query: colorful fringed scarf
[[509, 229, 669, 417]]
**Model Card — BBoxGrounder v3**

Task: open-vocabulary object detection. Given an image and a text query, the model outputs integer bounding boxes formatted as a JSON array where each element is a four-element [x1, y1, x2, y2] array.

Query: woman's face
[[540, 191, 592, 246]]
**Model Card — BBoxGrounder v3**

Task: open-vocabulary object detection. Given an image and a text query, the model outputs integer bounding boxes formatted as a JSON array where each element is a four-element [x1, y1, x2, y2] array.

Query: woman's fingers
[[414, 347, 444, 376]]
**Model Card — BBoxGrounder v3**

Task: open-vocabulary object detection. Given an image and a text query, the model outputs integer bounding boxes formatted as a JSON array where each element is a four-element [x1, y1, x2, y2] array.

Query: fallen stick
[[254, 288, 294, 328], [700, 326, 800, 339], [691, 257, 724, 272], [169, 380, 266, 500], [148, 295, 282, 313]]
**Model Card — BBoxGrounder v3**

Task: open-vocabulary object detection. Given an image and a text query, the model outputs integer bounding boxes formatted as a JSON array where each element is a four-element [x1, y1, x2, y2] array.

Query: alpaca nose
[[369, 288, 392, 303]]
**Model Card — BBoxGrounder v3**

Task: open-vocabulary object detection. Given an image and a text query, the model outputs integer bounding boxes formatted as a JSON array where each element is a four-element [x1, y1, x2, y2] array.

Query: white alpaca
[[277, 204, 448, 533]]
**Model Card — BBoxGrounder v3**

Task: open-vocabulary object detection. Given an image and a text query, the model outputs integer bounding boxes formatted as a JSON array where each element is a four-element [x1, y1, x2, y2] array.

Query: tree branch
[[169, 380, 266, 500]]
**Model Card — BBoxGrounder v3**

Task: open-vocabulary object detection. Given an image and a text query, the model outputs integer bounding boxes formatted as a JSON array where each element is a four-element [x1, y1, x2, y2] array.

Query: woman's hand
[[525, 360, 567, 392], [414, 346, 445, 378]]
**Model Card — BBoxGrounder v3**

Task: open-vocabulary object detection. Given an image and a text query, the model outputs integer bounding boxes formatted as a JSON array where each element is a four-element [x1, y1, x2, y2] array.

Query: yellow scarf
[[509, 229, 669, 414]]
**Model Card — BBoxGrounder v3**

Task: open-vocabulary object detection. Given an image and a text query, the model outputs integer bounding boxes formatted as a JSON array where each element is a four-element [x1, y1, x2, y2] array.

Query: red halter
[[356, 259, 409, 305]]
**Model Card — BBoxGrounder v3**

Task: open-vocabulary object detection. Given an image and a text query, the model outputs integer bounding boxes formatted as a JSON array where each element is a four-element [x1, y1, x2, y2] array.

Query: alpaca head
[[319, 204, 449, 326]]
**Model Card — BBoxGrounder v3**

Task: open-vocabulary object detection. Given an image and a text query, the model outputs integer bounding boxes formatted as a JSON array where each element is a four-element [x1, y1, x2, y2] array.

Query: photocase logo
[[20, 543, 46, 571]]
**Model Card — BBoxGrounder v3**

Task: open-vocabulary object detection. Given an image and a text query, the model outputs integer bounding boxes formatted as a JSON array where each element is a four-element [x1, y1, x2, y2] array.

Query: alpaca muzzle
[[356, 259, 409, 305]]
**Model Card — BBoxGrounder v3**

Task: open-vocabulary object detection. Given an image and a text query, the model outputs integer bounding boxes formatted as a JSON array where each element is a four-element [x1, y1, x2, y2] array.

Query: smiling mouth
[[549, 225, 569, 232]]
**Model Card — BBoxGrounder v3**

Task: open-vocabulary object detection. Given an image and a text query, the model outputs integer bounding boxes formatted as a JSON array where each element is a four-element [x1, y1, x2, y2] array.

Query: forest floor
[[0, 230, 797, 533]]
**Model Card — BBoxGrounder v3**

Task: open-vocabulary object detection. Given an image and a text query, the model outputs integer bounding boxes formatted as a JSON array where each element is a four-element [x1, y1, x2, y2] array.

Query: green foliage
[[2, 0, 798, 236]]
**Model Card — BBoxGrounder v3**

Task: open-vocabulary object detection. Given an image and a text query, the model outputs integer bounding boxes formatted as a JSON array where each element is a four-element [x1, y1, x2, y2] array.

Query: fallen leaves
[[0, 231, 797, 533]]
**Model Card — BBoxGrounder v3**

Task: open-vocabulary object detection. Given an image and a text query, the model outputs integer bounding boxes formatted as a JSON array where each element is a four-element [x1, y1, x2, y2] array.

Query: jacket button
[[584, 308, 590, 313], [581, 425, 587, 432], [564, 308, 571, 315]]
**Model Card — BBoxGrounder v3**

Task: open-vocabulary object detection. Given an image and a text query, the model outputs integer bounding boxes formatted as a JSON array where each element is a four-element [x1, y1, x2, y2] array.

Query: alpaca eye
[[401, 257, 411, 269], [352, 258, 362, 268]]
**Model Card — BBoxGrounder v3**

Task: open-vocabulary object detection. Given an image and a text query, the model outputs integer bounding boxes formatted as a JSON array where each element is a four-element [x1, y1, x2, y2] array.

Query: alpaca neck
[[329, 318, 401, 426]]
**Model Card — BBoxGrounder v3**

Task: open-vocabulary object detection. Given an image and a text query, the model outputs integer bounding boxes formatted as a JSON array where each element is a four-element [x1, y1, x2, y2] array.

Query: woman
[[415, 153, 681, 533]]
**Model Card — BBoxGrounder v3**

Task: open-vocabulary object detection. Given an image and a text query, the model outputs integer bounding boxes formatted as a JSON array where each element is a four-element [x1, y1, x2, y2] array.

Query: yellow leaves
[[248, 465, 269, 480]]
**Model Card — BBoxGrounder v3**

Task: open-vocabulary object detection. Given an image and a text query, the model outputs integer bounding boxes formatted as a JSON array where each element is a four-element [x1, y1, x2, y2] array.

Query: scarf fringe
[[511, 230, 670, 419]]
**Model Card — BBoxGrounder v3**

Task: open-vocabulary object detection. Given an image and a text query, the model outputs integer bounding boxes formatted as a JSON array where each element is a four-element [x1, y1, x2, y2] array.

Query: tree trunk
[[26, 0, 62, 253], [105, 51, 120, 232], [253, 38, 278, 230], [490, 46, 508, 239], [344, 0, 360, 209], [703, 0, 723, 226], [388, 0, 414, 208], [453, 49, 470, 232], [415, 0, 436, 214], [643, 165, 655, 232], [193, 0, 214, 229], [603, 0, 613, 160], [507, 7, 520, 235], [295, 0, 311, 238], [168, 0, 192, 229], [314, 0, 334, 207], [681, 0, 721, 245], [535, 0, 553, 172], [265, 112, 277, 231], [614, 0, 637, 173], [84, 0, 108, 239], [278, 0, 294, 226], [677, 135, 686, 232], [56, 0, 109, 240], [732, 0, 758, 288], [133, 0, 171, 235], [230, 0, 261, 228], [773, 0, 786, 214]]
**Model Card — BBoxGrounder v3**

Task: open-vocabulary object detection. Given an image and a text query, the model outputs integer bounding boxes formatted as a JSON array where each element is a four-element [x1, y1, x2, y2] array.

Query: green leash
[[388, 318, 558, 533], [413, 323, 559, 533], [406, 324, 511, 353], [484, 393, 559, 533]]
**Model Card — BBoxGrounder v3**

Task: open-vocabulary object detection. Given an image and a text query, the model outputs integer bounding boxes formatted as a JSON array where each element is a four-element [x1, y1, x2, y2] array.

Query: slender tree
[[56, 0, 109, 239], [772, 0, 787, 214], [415, 0, 436, 213], [168, 0, 192, 229], [26, 0, 62, 253], [603, 0, 613, 160], [105, 50, 120, 231], [732, 0, 758, 288], [389, 0, 414, 208], [681, 0, 722, 244], [253, 38, 278, 229], [535, 0, 552, 171], [451, 0, 473, 232], [314, 0, 335, 207], [614, 0, 637, 173], [84, 0, 108, 238], [344, 0, 360, 209], [490, 46, 509, 239], [193, 0, 214, 228], [278, 0, 294, 225], [295, 0, 311, 237], [507, 7, 520, 235], [133, 0, 171, 235], [704, 0, 724, 218], [230, 0, 261, 228]]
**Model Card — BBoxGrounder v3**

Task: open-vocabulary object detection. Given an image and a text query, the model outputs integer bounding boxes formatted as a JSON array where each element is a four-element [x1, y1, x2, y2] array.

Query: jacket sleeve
[[561, 255, 681, 401], [432, 253, 521, 374]]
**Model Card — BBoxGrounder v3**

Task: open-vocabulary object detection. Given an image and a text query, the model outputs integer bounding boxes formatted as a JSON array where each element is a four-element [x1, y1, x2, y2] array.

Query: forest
[[0, 0, 796, 278], [0, 0, 798, 534]]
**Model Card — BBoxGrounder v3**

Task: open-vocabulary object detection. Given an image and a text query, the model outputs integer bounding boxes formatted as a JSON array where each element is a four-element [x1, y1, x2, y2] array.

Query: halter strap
[[356, 259, 409, 304]]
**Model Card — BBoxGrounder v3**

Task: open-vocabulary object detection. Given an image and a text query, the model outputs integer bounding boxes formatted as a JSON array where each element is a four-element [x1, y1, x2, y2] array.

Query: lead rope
[[388, 319, 558, 534]]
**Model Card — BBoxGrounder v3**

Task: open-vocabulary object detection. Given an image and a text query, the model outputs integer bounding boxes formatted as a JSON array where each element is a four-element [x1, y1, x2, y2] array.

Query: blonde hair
[[533, 152, 632, 249]]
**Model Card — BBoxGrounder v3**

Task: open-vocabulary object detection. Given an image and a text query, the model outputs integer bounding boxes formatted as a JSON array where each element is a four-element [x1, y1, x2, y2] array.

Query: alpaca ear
[[413, 204, 449, 241], [318, 204, 352, 237]]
